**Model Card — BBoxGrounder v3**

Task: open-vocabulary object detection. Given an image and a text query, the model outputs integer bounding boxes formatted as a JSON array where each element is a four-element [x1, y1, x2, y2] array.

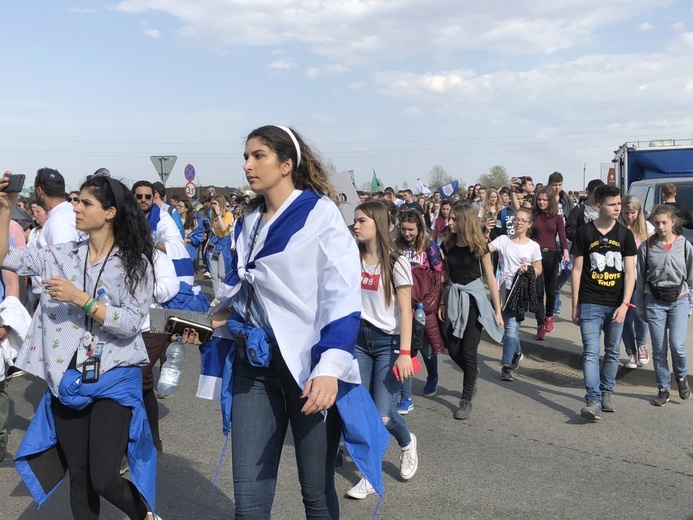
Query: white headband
[[273, 125, 302, 168]]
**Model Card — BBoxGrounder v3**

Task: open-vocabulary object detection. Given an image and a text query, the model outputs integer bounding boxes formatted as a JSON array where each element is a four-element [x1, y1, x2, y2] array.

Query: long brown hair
[[179, 198, 197, 231], [356, 201, 401, 307], [647, 204, 681, 246], [245, 125, 337, 211], [533, 186, 558, 218], [396, 210, 428, 254], [443, 203, 488, 259]]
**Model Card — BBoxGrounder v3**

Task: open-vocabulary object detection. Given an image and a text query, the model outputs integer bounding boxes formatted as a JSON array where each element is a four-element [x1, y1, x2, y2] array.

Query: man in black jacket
[[565, 179, 604, 242]]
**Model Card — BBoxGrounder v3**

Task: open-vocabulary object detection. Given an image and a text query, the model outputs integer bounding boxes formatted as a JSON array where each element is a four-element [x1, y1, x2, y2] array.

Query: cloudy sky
[[2, 1, 693, 192]]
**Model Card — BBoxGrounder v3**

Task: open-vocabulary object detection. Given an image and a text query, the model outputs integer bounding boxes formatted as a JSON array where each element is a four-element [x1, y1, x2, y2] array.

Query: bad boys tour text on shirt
[[588, 237, 624, 288]]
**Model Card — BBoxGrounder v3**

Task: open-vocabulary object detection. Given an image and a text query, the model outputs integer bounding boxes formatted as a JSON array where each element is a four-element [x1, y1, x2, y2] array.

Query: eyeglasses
[[513, 218, 530, 224], [135, 194, 152, 200], [68, 197, 79, 203]]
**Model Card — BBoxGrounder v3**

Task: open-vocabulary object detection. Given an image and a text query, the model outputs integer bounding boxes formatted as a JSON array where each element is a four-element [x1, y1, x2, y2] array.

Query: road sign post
[[150, 155, 177, 188]]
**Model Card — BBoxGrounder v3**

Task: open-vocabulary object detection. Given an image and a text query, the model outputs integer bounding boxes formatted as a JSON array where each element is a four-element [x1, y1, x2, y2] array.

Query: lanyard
[[243, 214, 264, 327], [82, 245, 115, 335]]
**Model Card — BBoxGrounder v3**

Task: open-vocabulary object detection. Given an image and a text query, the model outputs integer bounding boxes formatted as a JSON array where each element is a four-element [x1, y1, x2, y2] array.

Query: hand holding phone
[[392, 356, 422, 381]]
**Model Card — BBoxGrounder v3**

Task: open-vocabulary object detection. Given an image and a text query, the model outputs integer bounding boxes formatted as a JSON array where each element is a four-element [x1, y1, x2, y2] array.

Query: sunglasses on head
[[135, 194, 152, 200]]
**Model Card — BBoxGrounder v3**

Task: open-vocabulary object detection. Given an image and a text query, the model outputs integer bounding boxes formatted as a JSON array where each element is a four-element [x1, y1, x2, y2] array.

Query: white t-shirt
[[360, 255, 413, 335], [38, 201, 80, 248], [491, 235, 542, 289]]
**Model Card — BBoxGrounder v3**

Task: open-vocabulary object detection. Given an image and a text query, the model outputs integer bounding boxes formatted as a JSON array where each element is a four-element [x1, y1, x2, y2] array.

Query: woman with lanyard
[[0, 173, 160, 520], [394, 209, 443, 411], [619, 195, 653, 368], [440, 203, 503, 419], [488, 207, 542, 381], [530, 186, 568, 340], [637, 204, 693, 407], [190, 125, 385, 519], [205, 194, 234, 302]]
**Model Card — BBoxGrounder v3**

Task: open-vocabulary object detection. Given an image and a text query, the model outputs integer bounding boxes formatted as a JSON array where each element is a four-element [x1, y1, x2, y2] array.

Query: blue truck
[[613, 140, 693, 223]]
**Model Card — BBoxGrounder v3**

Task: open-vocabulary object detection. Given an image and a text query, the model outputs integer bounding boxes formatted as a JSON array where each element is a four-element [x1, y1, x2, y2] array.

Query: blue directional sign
[[184, 164, 196, 182]]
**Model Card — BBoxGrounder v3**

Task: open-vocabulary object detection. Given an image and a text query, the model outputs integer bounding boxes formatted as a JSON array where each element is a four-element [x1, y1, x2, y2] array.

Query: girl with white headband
[[188, 125, 388, 519]]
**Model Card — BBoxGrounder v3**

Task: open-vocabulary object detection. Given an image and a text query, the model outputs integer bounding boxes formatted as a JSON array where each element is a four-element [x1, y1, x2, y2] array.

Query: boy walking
[[571, 185, 636, 420]]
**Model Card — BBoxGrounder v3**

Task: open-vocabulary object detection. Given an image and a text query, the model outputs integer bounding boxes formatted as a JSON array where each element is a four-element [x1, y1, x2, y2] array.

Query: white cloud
[[267, 59, 296, 72], [113, 0, 665, 64], [672, 22, 685, 31], [347, 81, 366, 89], [305, 64, 349, 79], [638, 22, 654, 31], [68, 7, 96, 14], [143, 29, 161, 38]]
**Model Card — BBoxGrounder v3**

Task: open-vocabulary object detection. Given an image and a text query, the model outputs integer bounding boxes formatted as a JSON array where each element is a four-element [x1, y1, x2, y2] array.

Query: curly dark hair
[[80, 176, 154, 294]]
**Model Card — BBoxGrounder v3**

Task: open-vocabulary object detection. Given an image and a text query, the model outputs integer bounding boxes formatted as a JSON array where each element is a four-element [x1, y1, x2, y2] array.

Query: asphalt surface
[[2, 284, 693, 519]]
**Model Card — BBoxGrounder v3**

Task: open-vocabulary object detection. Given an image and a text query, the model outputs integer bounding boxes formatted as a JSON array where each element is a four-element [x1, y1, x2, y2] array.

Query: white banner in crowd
[[330, 169, 359, 225]]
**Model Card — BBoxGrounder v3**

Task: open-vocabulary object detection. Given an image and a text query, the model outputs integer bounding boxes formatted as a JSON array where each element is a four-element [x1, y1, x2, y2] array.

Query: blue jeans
[[501, 310, 521, 366], [355, 320, 412, 448], [231, 350, 341, 520], [645, 296, 689, 391], [579, 303, 624, 403], [622, 294, 649, 356]]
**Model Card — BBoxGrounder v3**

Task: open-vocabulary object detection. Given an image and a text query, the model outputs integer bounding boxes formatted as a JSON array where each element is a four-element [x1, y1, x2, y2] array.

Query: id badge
[[82, 356, 100, 384]]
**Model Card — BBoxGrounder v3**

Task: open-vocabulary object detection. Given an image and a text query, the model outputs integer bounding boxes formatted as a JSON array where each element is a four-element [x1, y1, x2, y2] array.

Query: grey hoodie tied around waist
[[445, 278, 504, 344]]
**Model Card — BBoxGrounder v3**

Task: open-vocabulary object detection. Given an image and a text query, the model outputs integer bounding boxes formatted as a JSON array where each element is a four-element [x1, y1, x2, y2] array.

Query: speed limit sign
[[185, 182, 196, 199]]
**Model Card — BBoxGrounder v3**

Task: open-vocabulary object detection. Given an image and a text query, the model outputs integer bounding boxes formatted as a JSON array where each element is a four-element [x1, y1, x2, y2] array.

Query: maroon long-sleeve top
[[532, 213, 568, 251]]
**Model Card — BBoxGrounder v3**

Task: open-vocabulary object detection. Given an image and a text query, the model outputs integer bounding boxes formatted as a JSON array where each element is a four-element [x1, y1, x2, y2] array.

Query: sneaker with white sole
[[399, 433, 418, 480], [346, 477, 376, 499], [625, 354, 638, 369], [637, 345, 650, 366]]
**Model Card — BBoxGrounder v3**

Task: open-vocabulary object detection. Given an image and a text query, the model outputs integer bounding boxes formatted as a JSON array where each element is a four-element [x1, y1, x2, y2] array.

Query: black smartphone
[[164, 316, 214, 343], [2, 174, 25, 193]]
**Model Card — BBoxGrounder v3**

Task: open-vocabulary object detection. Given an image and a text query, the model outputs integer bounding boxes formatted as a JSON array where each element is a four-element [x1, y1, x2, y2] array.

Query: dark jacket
[[565, 201, 597, 242], [503, 266, 538, 322]]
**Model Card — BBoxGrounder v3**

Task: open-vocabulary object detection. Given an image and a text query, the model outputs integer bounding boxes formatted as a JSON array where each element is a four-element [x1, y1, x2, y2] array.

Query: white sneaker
[[625, 354, 638, 369], [399, 433, 418, 480], [346, 477, 375, 499], [203, 271, 212, 279]]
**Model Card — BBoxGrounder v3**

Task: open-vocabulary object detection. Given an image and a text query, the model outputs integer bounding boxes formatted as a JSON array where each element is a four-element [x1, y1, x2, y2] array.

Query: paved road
[[3, 334, 693, 520]]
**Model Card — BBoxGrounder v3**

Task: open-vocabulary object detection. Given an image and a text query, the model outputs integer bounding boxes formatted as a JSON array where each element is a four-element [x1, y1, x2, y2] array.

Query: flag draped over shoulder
[[195, 189, 390, 511], [438, 180, 459, 198]]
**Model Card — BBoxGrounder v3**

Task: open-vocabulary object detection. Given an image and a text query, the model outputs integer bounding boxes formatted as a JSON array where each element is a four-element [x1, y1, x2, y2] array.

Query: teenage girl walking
[[349, 200, 419, 499]]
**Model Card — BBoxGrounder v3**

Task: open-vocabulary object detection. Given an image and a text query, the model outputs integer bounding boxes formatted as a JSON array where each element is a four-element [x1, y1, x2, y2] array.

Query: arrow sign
[[150, 155, 177, 186]]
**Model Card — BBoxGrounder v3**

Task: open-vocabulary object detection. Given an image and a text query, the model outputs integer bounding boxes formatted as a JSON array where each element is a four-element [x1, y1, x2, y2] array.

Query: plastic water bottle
[[97, 288, 112, 306], [562, 259, 572, 270], [156, 339, 185, 398], [414, 302, 426, 326]]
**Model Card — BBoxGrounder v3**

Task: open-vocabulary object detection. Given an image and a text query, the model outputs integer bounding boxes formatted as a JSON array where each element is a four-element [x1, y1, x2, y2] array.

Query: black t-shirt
[[444, 244, 484, 285], [571, 221, 637, 306]]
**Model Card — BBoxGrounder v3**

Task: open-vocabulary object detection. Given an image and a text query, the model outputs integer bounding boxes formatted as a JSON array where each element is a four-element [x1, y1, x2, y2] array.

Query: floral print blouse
[[3, 241, 153, 396]]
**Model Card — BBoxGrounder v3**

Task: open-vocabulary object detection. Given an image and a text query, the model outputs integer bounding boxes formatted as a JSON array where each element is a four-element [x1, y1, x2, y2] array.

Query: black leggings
[[446, 300, 482, 401], [535, 250, 561, 325], [52, 398, 149, 520]]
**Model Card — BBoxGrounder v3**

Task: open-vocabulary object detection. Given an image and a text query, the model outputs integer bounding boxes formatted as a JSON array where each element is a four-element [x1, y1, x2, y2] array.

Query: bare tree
[[477, 165, 510, 190], [428, 165, 454, 190]]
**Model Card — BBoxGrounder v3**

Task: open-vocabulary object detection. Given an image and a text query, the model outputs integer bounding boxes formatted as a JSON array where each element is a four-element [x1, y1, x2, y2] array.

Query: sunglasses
[[135, 194, 152, 200], [68, 197, 79, 203], [599, 236, 609, 246]]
